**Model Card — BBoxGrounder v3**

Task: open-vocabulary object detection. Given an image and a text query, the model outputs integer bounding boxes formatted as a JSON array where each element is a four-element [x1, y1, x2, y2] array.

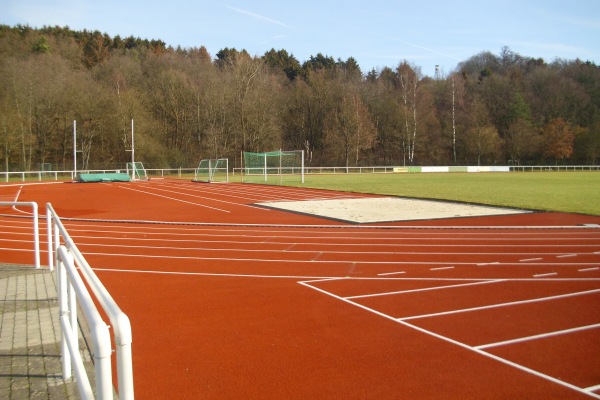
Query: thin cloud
[[225, 5, 294, 29], [383, 34, 464, 62]]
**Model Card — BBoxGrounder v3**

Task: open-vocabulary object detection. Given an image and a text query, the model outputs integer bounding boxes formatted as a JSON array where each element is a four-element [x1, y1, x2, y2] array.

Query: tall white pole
[[73, 120, 77, 178], [131, 119, 135, 180], [301, 149, 305, 184]]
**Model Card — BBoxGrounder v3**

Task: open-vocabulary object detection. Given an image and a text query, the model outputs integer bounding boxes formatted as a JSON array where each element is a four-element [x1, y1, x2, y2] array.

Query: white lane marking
[[118, 185, 230, 213], [475, 323, 600, 350], [398, 288, 600, 321], [579, 267, 600, 272], [345, 279, 504, 300]]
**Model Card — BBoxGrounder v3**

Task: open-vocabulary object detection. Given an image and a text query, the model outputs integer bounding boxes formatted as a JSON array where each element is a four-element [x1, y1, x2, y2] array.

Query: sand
[[259, 197, 528, 223]]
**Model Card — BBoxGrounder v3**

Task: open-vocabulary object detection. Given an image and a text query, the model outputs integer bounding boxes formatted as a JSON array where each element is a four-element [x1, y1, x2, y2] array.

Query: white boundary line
[[91, 267, 336, 280], [46, 265, 600, 282], [13, 237, 599, 259], [49, 248, 600, 267]]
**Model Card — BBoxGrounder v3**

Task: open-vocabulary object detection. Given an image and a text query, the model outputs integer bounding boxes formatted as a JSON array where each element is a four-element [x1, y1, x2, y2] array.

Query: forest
[[1, 24, 599, 172]]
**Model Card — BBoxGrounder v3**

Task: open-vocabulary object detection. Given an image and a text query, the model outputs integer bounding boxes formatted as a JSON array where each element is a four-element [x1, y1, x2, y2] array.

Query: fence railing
[[47, 203, 134, 399], [3, 165, 599, 182], [0, 201, 40, 268]]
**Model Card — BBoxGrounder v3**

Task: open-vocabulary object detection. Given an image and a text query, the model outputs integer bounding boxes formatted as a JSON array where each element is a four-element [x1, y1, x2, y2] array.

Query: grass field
[[4, 169, 598, 215], [277, 171, 600, 216]]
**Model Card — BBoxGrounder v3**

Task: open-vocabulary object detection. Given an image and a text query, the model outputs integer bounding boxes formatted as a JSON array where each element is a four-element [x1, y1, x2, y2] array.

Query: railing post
[[46, 207, 54, 271], [58, 250, 72, 379], [31, 202, 40, 269]]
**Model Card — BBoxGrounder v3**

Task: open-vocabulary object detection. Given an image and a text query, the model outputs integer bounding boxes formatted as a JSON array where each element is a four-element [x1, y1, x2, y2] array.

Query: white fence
[[47, 203, 134, 399], [2, 165, 599, 182]]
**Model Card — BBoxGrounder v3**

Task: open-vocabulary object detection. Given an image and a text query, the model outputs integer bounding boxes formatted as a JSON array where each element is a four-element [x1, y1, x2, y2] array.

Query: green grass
[[288, 172, 600, 216]]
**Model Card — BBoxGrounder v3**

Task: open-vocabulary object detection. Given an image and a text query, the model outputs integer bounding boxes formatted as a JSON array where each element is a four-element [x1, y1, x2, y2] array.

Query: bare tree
[[324, 90, 376, 170], [396, 62, 421, 165]]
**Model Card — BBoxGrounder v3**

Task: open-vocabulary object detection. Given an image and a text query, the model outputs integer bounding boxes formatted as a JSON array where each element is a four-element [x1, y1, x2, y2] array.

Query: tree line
[[1, 24, 599, 172]]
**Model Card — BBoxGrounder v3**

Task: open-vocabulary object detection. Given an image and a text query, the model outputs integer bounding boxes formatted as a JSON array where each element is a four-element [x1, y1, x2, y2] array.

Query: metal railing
[[47, 203, 134, 399], [0, 201, 40, 268], [3, 165, 599, 182]]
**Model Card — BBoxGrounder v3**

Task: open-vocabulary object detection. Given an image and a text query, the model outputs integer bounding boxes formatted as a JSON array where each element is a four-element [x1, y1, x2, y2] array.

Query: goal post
[[126, 162, 148, 180], [242, 150, 304, 184], [193, 158, 229, 183]]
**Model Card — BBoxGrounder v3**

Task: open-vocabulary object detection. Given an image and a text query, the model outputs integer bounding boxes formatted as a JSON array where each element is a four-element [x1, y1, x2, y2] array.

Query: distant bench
[[77, 173, 131, 183]]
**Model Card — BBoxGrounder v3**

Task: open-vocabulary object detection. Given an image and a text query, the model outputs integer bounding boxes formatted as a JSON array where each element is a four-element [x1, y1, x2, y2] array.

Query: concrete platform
[[0, 264, 78, 399]]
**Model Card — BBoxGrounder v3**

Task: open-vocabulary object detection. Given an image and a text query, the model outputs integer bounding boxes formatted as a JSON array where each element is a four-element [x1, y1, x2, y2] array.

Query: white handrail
[[0, 201, 40, 268], [47, 203, 134, 399], [57, 245, 112, 399]]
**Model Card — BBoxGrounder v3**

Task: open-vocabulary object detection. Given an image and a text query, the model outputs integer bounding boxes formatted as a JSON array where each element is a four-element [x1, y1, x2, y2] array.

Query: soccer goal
[[39, 163, 52, 176], [242, 150, 304, 184], [126, 162, 148, 180], [193, 158, 229, 183]]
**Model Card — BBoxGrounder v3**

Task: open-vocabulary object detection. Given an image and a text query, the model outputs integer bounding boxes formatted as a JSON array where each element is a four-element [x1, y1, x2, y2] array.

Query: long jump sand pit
[[259, 196, 529, 223]]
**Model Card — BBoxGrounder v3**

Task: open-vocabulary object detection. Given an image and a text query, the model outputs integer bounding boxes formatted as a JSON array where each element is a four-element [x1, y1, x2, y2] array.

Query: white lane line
[[345, 279, 504, 300], [430, 266, 455, 271], [477, 262, 500, 266], [475, 323, 600, 350], [533, 272, 558, 278], [398, 288, 600, 321], [118, 185, 231, 213], [141, 184, 268, 211], [377, 271, 406, 276], [93, 267, 334, 280], [585, 383, 600, 393], [520, 257, 543, 262], [579, 267, 600, 272]]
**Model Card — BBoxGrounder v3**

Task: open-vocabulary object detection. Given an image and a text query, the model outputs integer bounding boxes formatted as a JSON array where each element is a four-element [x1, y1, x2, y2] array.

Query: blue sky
[[1, 0, 599, 77]]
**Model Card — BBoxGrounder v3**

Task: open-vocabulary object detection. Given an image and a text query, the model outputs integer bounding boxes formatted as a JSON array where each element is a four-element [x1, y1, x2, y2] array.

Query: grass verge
[[290, 171, 600, 216]]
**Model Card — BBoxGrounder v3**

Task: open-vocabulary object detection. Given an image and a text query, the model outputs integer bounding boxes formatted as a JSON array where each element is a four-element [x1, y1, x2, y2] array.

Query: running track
[[1, 179, 600, 399]]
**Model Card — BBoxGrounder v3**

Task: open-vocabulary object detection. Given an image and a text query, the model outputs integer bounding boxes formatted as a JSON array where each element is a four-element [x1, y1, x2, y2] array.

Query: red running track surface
[[1, 179, 600, 399]]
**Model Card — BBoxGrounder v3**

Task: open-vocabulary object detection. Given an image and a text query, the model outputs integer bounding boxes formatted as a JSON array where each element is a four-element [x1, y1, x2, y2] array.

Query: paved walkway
[[0, 264, 78, 399]]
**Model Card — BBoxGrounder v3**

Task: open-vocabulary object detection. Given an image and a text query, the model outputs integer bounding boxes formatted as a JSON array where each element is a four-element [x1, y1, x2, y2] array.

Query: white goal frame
[[242, 150, 304, 184]]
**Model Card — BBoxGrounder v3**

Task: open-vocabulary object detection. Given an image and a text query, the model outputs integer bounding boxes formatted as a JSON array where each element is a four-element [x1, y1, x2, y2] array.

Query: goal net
[[193, 158, 229, 183], [242, 150, 304, 184], [126, 162, 148, 180]]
